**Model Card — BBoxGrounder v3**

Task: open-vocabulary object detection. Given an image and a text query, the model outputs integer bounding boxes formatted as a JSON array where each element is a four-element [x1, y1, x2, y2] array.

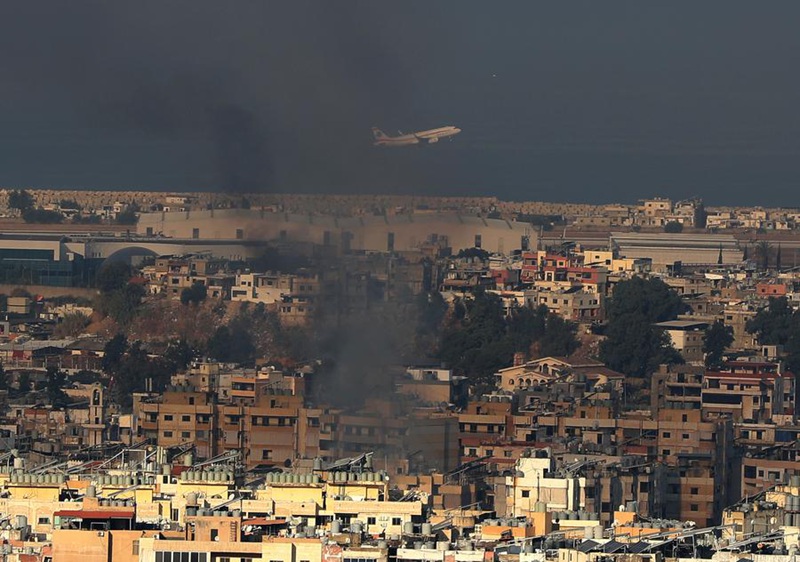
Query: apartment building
[[654, 320, 708, 364], [702, 361, 796, 423]]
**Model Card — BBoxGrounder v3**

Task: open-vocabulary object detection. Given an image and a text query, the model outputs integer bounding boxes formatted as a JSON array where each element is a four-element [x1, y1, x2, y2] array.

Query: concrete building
[[654, 320, 709, 364], [137, 209, 537, 255], [610, 232, 743, 271]]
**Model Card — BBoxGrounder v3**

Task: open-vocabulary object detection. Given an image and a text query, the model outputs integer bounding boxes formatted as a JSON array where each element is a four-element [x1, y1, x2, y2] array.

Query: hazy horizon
[[3, 2, 800, 207]]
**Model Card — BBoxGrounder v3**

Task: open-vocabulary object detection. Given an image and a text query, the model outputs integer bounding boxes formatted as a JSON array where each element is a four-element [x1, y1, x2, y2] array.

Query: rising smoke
[[0, 2, 413, 193], [313, 311, 402, 411]]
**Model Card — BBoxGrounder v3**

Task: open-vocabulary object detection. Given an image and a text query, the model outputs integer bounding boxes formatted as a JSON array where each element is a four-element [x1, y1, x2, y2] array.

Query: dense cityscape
[[0, 189, 798, 561]]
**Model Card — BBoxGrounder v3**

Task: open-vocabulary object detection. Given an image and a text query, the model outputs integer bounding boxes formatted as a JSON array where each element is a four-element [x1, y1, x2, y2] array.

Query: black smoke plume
[[0, 2, 411, 193]]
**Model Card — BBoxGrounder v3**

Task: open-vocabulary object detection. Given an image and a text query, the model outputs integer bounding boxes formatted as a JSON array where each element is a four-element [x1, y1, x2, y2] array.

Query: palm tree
[[755, 240, 772, 271]]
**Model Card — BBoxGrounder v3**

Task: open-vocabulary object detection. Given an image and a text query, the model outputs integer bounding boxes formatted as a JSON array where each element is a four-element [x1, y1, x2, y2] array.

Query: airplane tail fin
[[372, 127, 389, 140]]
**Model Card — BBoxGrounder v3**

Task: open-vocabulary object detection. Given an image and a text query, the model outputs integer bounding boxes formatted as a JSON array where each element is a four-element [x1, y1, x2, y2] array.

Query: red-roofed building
[[702, 361, 796, 423], [756, 282, 788, 297], [54, 509, 135, 530]]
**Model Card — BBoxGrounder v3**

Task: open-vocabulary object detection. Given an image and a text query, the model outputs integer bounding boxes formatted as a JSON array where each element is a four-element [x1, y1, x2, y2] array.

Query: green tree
[[8, 190, 34, 211], [180, 283, 208, 305], [599, 277, 687, 377], [207, 319, 255, 364], [102, 334, 128, 373], [103, 283, 145, 326], [437, 292, 579, 383], [72, 370, 103, 384], [455, 248, 490, 262], [163, 339, 195, 372], [504, 304, 546, 355], [413, 291, 449, 357], [111, 342, 175, 410], [540, 314, 580, 357], [600, 316, 683, 377], [746, 297, 793, 345], [115, 203, 140, 225], [96, 262, 133, 293], [703, 321, 734, 368], [664, 221, 684, 233], [17, 372, 30, 393], [742, 298, 800, 372], [73, 214, 102, 225], [59, 199, 82, 210], [45, 366, 69, 408], [21, 208, 63, 224], [755, 240, 772, 271], [605, 276, 686, 324], [54, 312, 91, 338]]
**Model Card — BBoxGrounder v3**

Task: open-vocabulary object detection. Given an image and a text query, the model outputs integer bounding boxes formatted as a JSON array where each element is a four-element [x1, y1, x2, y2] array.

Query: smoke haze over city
[[2, 2, 800, 205]]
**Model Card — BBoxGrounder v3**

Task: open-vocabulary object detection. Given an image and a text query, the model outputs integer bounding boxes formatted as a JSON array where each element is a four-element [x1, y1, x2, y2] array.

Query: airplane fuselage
[[373, 125, 461, 147]]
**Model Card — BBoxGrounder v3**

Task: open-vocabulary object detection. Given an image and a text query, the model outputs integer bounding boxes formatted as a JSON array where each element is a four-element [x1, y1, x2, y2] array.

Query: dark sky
[[2, 2, 800, 206]]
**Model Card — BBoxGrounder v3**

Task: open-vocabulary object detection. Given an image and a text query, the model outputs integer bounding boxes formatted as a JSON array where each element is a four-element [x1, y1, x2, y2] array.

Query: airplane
[[372, 125, 461, 147]]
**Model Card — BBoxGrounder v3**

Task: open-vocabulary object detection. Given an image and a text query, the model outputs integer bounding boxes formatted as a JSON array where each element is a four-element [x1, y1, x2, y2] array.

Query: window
[[188, 397, 195, 405], [236, 228, 244, 240], [164, 431, 173, 438], [181, 431, 191, 439], [521, 490, 530, 498], [690, 504, 699, 511], [181, 415, 191, 422], [682, 414, 688, 422], [155, 554, 207, 562], [392, 517, 402, 525], [690, 487, 699, 495], [474, 234, 482, 248], [744, 466, 757, 478], [367, 517, 376, 525], [37, 517, 50, 525], [662, 432, 671, 438], [164, 415, 173, 421], [682, 433, 690, 439], [192, 228, 200, 239], [387, 232, 395, 252]]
